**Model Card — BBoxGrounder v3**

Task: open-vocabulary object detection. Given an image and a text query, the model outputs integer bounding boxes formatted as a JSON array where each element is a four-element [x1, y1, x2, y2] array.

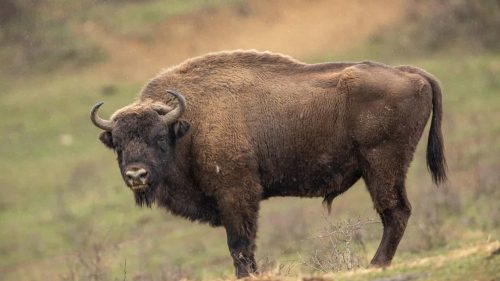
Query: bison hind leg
[[361, 147, 412, 267]]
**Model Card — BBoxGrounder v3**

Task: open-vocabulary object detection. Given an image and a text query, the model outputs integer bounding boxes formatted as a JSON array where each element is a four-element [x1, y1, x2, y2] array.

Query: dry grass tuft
[[297, 218, 375, 273]]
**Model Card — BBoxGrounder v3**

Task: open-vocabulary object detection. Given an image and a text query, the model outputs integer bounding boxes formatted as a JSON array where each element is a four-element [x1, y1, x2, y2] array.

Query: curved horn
[[90, 102, 114, 131], [162, 90, 187, 123]]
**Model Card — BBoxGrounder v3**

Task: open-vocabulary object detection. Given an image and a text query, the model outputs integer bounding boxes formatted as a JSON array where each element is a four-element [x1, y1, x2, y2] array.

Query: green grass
[[0, 0, 241, 73], [1, 2, 498, 279], [83, 0, 242, 40]]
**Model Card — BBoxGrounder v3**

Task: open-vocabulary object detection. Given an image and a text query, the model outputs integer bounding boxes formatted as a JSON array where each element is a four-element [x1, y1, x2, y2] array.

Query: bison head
[[90, 90, 190, 207]]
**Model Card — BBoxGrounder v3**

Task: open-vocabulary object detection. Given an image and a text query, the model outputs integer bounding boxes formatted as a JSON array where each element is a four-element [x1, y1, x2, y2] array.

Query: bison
[[90, 50, 446, 278]]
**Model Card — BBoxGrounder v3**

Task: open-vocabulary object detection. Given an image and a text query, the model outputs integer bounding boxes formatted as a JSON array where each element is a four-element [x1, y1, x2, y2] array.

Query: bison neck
[[155, 146, 221, 226]]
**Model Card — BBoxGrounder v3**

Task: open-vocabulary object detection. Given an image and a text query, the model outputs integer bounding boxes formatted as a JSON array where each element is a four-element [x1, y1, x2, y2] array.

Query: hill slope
[[0, 1, 499, 281]]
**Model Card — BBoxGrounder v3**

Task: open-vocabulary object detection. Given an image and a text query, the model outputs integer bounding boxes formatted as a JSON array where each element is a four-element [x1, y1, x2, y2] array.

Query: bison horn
[[90, 102, 114, 131], [163, 90, 187, 124]]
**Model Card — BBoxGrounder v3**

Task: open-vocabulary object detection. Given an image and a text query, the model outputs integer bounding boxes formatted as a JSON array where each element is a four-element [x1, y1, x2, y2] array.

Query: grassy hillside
[[0, 1, 499, 280], [0, 0, 241, 73]]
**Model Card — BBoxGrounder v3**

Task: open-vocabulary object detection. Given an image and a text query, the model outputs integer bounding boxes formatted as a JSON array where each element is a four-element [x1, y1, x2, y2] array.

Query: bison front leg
[[225, 215, 258, 277], [195, 123, 262, 277], [206, 173, 261, 277], [219, 196, 260, 278]]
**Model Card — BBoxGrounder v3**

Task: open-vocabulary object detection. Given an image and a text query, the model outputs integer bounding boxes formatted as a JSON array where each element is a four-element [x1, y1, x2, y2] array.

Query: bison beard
[[90, 51, 447, 278], [133, 185, 156, 207]]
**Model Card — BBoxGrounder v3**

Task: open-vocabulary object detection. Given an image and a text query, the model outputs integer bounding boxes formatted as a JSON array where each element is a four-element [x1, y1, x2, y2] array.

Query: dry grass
[[84, 0, 407, 80], [218, 241, 500, 281], [60, 232, 111, 281], [297, 218, 374, 273]]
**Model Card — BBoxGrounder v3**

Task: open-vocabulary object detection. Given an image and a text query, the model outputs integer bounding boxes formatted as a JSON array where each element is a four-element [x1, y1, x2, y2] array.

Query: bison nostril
[[138, 170, 148, 179]]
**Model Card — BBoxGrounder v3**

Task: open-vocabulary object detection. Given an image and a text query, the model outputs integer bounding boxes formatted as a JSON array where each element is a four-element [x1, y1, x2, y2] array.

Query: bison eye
[[114, 145, 123, 155], [157, 138, 168, 152]]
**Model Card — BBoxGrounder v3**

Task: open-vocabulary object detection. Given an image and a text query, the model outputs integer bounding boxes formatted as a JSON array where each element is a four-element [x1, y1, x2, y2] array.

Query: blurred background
[[0, 0, 499, 280]]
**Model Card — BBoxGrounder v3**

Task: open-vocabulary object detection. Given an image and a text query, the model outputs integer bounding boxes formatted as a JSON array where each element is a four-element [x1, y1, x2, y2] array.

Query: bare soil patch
[[85, 0, 407, 80]]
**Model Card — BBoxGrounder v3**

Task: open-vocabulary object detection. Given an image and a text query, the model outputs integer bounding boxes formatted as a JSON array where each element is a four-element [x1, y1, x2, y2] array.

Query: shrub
[[298, 218, 373, 273]]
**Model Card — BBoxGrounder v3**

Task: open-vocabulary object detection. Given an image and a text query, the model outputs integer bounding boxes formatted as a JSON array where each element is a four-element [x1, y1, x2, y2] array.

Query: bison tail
[[425, 73, 447, 185], [399, 66, 447, 185]]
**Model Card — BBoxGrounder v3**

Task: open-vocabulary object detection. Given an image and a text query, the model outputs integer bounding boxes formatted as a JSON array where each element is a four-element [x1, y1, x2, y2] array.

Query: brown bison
[[90, 50, 446, 278]]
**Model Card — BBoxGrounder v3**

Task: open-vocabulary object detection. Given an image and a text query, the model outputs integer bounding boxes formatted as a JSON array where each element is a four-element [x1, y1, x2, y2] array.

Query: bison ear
[[171, 120, 190, 139], [99, 131, 114, 149]]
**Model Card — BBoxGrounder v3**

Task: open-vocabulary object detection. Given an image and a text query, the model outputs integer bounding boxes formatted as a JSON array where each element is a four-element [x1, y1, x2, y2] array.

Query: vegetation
[[369, 0, 500, 56], [0, 0, 240, 73], [0, 0, 498, 280]]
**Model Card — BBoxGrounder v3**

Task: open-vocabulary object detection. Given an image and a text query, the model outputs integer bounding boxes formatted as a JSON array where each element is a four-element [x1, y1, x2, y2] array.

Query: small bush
[[61, 237, 110, 281], [298, 218, 373, 273]]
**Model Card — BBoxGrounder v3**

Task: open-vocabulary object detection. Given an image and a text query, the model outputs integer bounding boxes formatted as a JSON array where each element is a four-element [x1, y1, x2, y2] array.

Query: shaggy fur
[[92, 50, 446, 278]]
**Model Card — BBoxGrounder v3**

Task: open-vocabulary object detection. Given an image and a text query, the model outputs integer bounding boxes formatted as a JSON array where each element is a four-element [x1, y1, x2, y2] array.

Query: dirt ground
[[84, 0, 407, 80]]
